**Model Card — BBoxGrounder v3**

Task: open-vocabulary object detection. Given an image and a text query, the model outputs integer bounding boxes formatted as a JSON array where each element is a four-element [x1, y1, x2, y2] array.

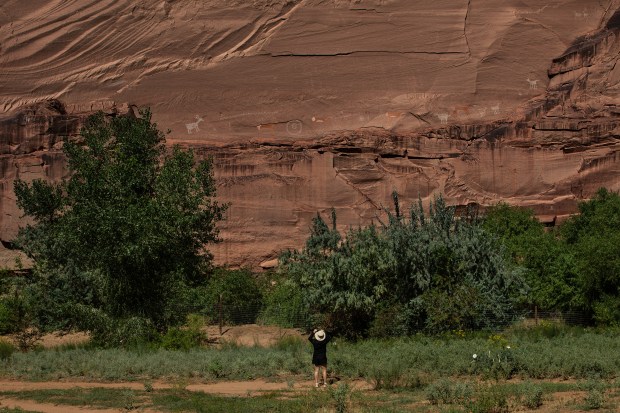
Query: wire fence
[[197, 302, 591, 335]]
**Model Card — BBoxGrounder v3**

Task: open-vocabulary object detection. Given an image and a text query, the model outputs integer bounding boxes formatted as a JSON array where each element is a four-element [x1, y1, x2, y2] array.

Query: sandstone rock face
[[1, 0, 620, 268]]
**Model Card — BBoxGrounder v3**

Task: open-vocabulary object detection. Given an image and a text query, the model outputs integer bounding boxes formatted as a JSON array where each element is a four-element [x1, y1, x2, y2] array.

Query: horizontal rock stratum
[[1, 0, 620, 268]]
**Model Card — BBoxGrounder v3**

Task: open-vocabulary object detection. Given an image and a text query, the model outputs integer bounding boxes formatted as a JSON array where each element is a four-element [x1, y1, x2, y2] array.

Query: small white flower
[[472, 354, 477, 359], [506, 345, 511, 349]]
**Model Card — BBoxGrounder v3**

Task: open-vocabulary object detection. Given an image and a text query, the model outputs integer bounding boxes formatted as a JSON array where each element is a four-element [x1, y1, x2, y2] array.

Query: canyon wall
[[1, 0, 620, 268]]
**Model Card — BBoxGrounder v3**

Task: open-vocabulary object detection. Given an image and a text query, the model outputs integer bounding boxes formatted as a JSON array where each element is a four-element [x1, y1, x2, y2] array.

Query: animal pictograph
[[185, 115, 204, 134]]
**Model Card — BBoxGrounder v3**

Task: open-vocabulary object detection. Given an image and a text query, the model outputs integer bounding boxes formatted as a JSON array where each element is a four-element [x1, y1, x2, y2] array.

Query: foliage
[[466, 383, 509, 413], [0, 339, 15, 361], [482, 203, 578, 311], [201, 268, 263, 325], [260, 278, 310, 328], [518, 381, 543, 409], [160, 314, 208, 351], [561, 188, 620, 324], [71, 304, 159, 348], [330, 382, 351, 413], [469, 336, 516, 380], [426, 378, 473, 405], [280, 194, 525, 337], [13, 109, 226, 339], [582, 380, 605, 410]]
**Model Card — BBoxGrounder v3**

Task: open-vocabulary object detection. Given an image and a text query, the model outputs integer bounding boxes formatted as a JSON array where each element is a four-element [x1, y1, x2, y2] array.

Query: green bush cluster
[[0, 339, 15, 361], [159, 314, 207, 351], [426, 378, 473, 405], [484, 189, 620, 326], [280, 196, 525, 338]]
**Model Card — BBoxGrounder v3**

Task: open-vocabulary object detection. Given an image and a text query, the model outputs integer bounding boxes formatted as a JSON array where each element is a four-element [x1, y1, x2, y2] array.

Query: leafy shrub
[[584, 388, 604, 410], [368, 304, 407, 338], [330, 382, 350, 413], [426, 379, 473, 405], [519, 381, 543, 409], [72, 305, 158, 348], [0, 300, 17, 334], [281, 195, 525, 338], [260, 279, 309, 328], [0, 339, 15, 361], [581, 380, 605, 410], [160, 314, 207, 351], [273, 334, 305, 352], [366, 356, 408, 390], [202, 269, 263, 325], [466, 384, 509, 413]]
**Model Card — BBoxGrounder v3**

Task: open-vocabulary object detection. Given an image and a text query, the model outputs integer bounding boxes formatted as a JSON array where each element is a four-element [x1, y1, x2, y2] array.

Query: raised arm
[[308, 329, 317, 342]]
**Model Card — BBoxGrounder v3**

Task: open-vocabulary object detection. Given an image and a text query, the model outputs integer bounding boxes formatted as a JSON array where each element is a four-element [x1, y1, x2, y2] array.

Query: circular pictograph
[[286, 120, 303, 135]]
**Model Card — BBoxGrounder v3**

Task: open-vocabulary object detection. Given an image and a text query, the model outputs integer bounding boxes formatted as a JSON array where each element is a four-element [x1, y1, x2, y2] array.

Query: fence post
[[219, 293, 223, 335], [534, 305, 538, 326]]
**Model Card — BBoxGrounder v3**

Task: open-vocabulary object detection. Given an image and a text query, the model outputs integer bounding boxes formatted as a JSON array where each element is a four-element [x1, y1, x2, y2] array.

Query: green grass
[[3, 328, 620, 382]]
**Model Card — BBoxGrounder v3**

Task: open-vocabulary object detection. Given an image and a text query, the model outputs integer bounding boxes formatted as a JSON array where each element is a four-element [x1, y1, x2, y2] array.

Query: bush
[[466, 384, 509, 413], [260, 279, 309, 328], [330, 382, 350, 413], [281, 195, 525, 338], [0, 300, 17, 334], [0, 339, 15, 361], [160, 314, 207, 351], [71, 305, 158, 348], [368, 304, 407, 338], [519, 381, 543, 409], [426, 378, 473, 405], [201, 268, 263, 325]]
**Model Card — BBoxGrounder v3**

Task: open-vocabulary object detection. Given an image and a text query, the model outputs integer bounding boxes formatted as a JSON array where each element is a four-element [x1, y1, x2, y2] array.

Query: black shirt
[[308, 331, 332, 366]]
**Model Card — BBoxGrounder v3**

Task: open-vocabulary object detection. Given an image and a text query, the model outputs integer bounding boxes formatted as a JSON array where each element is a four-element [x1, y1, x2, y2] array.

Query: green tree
[[482, 203, 578, 311], [561, 188, 620, 324], [14, 109, 226, 337]]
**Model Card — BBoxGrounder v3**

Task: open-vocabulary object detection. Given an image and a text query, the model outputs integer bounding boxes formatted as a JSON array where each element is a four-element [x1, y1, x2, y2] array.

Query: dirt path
[[0, 398, 137, 413], [0, 380, 282, 413], [0, 378, 367, 394], [0, 379, 371, 413]]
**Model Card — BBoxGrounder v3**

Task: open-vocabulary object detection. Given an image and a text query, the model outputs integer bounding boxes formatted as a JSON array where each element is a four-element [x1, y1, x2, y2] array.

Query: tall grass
[[2, 328, 620, 382]]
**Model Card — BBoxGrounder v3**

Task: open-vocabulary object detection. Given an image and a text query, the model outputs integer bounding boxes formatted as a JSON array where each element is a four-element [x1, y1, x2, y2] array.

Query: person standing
[[308, 328, 332, 387]]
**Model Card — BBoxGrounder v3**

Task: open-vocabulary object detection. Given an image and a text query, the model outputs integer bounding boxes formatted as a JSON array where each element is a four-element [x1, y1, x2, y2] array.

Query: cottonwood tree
[[14, 109, 226, 341]]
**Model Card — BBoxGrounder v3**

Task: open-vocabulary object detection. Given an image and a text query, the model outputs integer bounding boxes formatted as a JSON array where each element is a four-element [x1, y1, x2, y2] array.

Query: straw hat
[[314, 329, 326, 341]]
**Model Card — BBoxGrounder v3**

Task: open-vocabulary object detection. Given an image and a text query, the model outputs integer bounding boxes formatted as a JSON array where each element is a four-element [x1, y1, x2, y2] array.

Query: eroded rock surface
[[1, 0, 620, 267]]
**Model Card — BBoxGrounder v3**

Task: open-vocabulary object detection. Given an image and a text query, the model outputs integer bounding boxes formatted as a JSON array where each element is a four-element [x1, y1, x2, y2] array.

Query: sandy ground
[[0, 380, 608, 413], [2, 324, 304, 349]]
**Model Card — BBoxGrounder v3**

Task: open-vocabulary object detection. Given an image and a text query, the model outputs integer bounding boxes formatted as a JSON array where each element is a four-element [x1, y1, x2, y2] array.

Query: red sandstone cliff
[[1, 0, 619, 268]]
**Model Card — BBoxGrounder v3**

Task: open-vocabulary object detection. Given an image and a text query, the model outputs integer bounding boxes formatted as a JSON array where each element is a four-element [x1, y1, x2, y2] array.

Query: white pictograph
[[437, 113, 449, 124], [185, 115, 203, 134], [574, 9, 589, 19], [526, 78, 539, 89], [478, 107, 487, 117], [312, 116, 327, 123], [286, 120, 303, 135], [257, 123, 275, 136], [385, 111, 404, 119], [491, 104, 500, 115]]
